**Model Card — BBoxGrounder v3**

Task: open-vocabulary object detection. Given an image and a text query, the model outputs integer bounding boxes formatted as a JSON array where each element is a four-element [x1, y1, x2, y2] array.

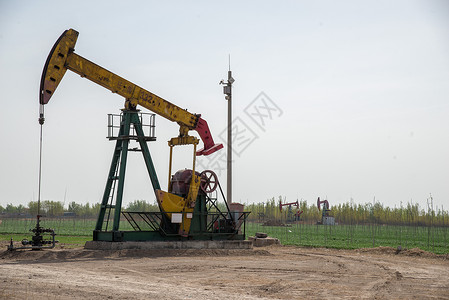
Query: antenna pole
[[227, 68, 232, 205], [222, 55, 234, 205]]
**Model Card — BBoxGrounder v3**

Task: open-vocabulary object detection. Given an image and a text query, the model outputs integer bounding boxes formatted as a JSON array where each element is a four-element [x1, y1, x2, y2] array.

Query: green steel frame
[[95, 109, 160, 235], [93, 109, 249, 242]]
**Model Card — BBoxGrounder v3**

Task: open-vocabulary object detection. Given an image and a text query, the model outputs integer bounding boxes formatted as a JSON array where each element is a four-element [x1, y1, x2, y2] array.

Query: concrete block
[[248, 236, 280, 247], [84, 240, 253, 250]]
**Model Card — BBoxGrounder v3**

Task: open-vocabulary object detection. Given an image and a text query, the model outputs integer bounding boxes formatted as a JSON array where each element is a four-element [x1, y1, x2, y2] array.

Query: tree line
[[0, 200, 158, 218], [246, 196, 449, 227], [1, 197, 447, 227]]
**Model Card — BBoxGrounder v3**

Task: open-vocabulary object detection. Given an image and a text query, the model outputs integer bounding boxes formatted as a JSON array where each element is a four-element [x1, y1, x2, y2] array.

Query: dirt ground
[[0, 243, 448, 300]]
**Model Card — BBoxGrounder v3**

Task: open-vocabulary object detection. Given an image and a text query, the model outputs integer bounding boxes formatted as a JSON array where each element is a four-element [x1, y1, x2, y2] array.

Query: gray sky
[[1, 0, 448, 211]]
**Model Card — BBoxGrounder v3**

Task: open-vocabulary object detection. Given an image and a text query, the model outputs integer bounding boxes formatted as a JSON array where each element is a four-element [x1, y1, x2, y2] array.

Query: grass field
[[1, 218, 447, 254], [0, 233, 91, 248], [246, 222, 449, 254], [0, 218, 117, 248]]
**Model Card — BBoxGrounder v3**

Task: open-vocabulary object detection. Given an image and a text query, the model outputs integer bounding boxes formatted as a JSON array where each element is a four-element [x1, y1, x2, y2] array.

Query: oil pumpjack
[[279, 200, 303, 222], [317, 197, 335, 225], [37, 28, 249, 242]]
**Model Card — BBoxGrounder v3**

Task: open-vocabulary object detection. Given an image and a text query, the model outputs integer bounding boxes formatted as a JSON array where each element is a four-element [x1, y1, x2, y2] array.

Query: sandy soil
[[0, 244, 448, 300]]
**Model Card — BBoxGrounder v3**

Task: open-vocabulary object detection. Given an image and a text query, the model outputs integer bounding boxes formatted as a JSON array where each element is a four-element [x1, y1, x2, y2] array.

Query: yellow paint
[[65, 53, 197, 129], [168, 136, 199, 147], [40, 29, 78, 104], [41, 29, 198, 130], [186, 174, 201, 209], [155, 189, 197, 236], [41, 29, 213, 237]]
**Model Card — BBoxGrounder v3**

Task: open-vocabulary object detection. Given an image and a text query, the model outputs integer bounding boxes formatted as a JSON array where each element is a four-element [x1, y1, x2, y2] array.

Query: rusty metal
[[279, 200, 299, 212], [39, 28, 223, 156], [317, 197, 330, 212], [317, 197, 335, 225], [200, 170, 218, 193]]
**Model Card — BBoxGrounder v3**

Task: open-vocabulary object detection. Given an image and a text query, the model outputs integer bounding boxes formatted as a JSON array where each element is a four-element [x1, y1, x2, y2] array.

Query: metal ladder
[[94, 109, 160, 235]]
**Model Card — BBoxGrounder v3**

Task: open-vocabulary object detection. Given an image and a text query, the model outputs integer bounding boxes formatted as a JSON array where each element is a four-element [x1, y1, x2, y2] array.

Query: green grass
[[246, 222, 449, 254], [1, 218, 447, 254], [0, 218, 108, 248], [0, 218, 134, 236], [0, 233, 91, 248]]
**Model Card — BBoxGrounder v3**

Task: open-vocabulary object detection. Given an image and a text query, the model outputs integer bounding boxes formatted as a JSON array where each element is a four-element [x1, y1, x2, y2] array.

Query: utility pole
[[220, 57, 234, 205]]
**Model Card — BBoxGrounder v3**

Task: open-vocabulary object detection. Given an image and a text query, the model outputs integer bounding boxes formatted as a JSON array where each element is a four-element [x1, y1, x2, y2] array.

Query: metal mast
[[221, 56, 234, 205]]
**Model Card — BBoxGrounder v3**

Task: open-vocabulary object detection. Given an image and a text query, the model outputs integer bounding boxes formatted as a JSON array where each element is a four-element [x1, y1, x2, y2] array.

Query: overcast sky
[[1, 0, 448, 211]]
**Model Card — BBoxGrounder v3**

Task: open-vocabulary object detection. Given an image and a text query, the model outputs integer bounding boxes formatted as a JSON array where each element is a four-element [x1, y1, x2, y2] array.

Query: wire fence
[[1, 216, 447, 254], [0, 217, 133, 236], [246, 222, 448, 254]]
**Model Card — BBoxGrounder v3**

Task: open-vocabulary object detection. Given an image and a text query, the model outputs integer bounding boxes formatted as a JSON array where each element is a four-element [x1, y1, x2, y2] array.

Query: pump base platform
[[84, 240, 253, 250]]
